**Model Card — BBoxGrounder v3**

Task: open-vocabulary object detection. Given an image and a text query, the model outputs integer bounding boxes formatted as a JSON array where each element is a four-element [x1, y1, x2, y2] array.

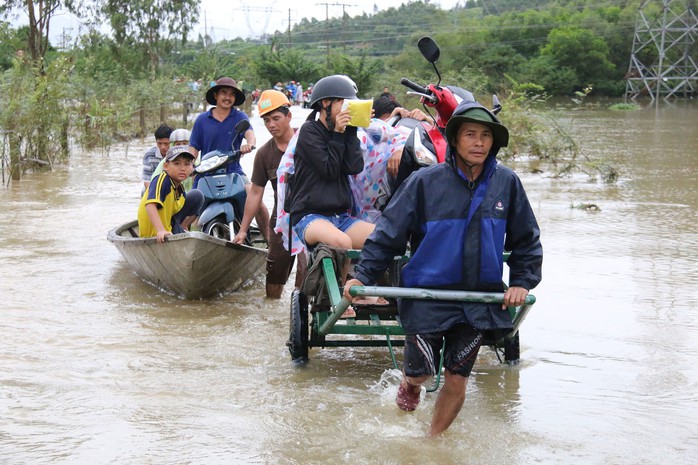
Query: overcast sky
[[11, 0, 462, 46], [198, 0, 462, 41]]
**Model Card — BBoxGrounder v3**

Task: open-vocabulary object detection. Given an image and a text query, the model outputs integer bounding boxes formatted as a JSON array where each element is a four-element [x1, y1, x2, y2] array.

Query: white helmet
[[170, 128, 191, 143]]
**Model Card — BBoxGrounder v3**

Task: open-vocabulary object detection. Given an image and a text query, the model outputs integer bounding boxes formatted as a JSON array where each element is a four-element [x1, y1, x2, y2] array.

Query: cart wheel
[[287, 289, 309, 364], [503, 331, 520, 365]]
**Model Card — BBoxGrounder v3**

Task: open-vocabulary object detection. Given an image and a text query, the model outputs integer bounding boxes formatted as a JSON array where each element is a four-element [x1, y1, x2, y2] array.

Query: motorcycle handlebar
[[400, 77, 429, 96]]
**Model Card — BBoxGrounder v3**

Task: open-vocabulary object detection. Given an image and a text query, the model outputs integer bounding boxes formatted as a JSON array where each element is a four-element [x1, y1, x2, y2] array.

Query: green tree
[[253, 48, 320, 88], [330, 54, 380, 99], [540, 27, 615, 93], [0, 0, 58, 64], [102, 0, 199, 76], [0, 22, 28, 70]]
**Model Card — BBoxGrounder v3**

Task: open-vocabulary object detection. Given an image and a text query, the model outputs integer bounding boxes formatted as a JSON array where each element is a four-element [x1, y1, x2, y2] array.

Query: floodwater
[[1, 101, 697, 464]]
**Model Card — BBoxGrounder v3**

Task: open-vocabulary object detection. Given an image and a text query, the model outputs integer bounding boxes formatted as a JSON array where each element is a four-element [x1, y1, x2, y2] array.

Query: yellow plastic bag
[[342, 99, 372, 128]]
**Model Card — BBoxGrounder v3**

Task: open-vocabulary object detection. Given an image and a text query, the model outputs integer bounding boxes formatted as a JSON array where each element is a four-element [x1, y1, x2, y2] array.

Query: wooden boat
[[107, 220, 267, 299]]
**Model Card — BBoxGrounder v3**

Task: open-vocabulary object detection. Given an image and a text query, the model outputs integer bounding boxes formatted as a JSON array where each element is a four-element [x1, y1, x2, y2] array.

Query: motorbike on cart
[[193, 120, 263, 245], [287, 37, 531, 378], [388, 36, 502, 194]]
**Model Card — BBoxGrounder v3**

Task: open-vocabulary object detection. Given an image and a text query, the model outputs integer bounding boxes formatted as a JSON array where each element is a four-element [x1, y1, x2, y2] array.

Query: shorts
[[403, 323, 483, 378], [171, 189, 205, 234], [267, 217, 307, 287], [292, 212, 359, 247]]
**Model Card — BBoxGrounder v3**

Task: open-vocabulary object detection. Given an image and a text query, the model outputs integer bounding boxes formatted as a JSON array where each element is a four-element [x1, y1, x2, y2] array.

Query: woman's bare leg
[[345, 220, 376, 249], [303, 220, 352, 250]]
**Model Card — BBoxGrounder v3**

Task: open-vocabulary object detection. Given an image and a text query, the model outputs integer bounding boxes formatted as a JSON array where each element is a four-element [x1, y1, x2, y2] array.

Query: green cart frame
[[287, 249, 536, 373]]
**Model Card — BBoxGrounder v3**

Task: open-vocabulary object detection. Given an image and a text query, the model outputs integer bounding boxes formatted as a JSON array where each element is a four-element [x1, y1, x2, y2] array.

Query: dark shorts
[[403, 323, 483, 378], [267, 217, 307, 287], [172, 189, 204, 234]]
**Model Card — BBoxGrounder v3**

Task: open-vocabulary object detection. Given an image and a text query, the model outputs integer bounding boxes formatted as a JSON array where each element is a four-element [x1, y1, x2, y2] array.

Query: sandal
[[396, 381, 421, 411], [352, 296, 390, 306], [340, 305, 356, 319]]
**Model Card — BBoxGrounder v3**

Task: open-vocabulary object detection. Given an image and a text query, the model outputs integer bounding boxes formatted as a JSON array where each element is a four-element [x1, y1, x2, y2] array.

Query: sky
[[198, 0, 462, 41], [10, 0, 463, 47]]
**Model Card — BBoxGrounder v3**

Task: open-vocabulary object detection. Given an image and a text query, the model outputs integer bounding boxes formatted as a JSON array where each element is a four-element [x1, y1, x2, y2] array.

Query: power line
[[316, 3, 357, 67]]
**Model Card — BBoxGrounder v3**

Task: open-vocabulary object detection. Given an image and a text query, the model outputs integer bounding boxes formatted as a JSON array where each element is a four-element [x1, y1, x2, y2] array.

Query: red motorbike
[[388, 36, 502, 193]]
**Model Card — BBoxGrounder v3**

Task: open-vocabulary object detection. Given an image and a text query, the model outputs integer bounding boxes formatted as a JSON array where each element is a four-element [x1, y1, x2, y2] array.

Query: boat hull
[[107, 221, 267, 299]]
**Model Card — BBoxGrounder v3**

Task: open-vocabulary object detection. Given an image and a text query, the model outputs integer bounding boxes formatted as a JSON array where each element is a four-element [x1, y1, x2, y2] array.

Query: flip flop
[[340, 306, 356, 319], [352, 296, 390, 306]]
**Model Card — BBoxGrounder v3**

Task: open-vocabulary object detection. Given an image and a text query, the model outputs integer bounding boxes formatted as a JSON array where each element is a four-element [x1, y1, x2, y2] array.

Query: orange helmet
[[257, 89, 291, 117]]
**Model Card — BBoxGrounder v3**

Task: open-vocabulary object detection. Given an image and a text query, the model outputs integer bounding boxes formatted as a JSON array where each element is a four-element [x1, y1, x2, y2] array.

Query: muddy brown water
[[1, 102, 697, 464]]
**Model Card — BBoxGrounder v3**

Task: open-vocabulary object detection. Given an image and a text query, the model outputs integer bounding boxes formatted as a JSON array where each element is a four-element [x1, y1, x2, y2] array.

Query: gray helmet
[[309, 75, 358, 109]]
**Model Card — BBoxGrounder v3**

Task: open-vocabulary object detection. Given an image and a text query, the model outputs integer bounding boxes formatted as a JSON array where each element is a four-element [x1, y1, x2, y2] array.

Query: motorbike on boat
[[193, 120, 262, 245], [388, 36, 502, 193]]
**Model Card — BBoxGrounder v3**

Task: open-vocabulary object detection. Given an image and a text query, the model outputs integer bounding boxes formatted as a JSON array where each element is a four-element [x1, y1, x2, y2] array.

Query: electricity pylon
[[624, 0, 697, 100]]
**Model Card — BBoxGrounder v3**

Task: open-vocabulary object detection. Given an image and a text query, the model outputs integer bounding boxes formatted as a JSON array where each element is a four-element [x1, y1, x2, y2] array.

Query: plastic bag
[[342, 99, 372, 128]]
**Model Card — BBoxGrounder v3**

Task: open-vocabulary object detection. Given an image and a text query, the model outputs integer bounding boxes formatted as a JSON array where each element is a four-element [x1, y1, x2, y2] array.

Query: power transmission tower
[[240, 3, 275, 38], [624, 0, 698, 100]]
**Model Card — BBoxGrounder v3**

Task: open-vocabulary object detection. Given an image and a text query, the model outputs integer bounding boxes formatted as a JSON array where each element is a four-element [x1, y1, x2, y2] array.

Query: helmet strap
[[323, 99, 336, 131]]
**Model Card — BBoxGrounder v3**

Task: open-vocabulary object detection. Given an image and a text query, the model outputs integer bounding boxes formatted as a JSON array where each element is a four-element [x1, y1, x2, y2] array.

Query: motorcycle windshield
[[196, 155, 227, 173]]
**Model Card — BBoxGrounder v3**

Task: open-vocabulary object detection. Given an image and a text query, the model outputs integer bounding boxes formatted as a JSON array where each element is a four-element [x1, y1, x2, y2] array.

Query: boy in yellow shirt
[[137, 145, 204, 243]]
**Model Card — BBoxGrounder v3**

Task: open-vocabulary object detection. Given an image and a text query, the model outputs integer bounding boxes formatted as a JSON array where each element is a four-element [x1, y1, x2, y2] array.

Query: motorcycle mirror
[[492, 94, 502, 115], [417, 36, 440, 64], [235, 119, 250, 134], [231, 119, 251, 152]]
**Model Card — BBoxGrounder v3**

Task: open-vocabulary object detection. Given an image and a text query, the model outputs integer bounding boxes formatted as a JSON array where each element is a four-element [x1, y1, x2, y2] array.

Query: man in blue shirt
[[190, 77, 269, 240]]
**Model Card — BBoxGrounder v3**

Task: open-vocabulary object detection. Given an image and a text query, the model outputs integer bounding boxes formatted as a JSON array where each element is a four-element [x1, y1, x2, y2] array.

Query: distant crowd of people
[[248, 80, 314, 109]]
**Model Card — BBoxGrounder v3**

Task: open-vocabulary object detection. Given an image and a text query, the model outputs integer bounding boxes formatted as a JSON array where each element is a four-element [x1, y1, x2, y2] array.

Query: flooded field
[[1, 101, 697, 464]]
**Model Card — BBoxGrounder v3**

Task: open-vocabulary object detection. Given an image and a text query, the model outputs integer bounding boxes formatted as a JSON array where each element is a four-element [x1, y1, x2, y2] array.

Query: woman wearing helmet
[[232, 89, 307, 299], [287, 75, 375, 256]]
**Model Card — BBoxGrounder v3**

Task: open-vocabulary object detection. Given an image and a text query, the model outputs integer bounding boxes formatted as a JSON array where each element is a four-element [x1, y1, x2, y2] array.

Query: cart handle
[[349, 286, 536, 305], [321, 286, 536, 337]]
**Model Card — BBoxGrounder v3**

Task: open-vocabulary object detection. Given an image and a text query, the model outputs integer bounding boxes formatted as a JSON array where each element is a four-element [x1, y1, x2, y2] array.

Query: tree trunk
[[61, 117, 69, 157], [37, 123, 48, 166], [139, 107, 146, 138], [9, 129, 21, 182]]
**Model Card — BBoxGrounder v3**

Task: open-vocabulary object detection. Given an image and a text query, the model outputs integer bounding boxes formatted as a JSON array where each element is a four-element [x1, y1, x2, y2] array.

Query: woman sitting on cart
[[343, 101, 543, 436], [287, 74, 375, 253]]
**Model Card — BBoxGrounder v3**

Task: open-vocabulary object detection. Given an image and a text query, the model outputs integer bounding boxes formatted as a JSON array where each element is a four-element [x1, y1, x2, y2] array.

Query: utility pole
[[288, 8, 292, 45], [317, 2, 356, 69]]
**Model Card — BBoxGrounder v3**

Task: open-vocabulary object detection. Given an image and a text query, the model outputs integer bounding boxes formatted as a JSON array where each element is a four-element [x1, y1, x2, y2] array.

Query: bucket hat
[[206, 77, 245, 107], [445, 102, 509, 148]]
